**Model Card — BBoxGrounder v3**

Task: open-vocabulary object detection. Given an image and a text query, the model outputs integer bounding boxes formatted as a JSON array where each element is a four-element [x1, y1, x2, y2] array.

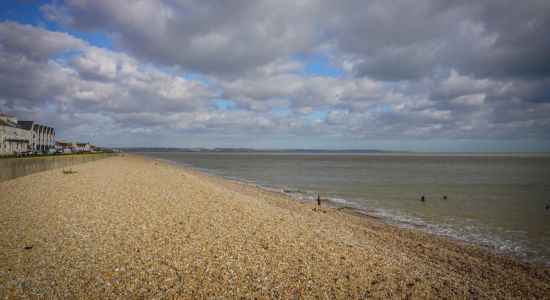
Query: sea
[[139, 152, 550, 266]]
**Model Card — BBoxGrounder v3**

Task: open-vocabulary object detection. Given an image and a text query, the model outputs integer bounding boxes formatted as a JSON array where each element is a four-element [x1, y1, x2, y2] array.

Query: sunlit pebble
[[0, 155, 547, 297]]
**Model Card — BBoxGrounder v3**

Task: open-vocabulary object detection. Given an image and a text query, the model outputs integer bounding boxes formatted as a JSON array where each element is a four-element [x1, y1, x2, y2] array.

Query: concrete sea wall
[[0, 153, 118, 182]]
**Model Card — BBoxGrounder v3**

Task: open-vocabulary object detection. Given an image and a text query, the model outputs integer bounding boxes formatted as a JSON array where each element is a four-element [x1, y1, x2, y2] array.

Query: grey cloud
[[0, 23, 348, 143], [69, 48, 122, 81], [217, 75, 385, 113], [0, 21, 86, 60], [498, 78, 550, 104], [254, 59, 305, 77], [43, 0, 319, 75], [430, 70, 497, 100], [2, 4, 550, 148], [326, 0, 550, 80], [0, 22, 217, 140], [216, 69, 550, 139], [0, 50, 76, 104], [45, 0, 550, 81]]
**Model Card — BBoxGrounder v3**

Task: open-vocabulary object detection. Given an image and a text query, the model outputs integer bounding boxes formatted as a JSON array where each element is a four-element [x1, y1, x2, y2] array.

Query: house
[[75, 142, 92, 152], [55, 140, 73, 154], [0, 112, 56, 156], [0, 113, 30, 156], [17, 120, 56, 152]]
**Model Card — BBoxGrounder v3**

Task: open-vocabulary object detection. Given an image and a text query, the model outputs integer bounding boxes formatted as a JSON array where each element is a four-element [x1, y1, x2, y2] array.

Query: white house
[[55, 140, 73, 154], [0, 114, 30, 156], [0, 113, 56, 156], [75, 142, 92, 152], [17, 120, 56, 152]]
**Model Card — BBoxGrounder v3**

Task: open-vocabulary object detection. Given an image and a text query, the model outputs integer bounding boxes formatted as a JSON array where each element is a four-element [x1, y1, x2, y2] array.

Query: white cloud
[[43, 0, 319, 75], [450, 93, 486, 107], [2, 0, 550, 151], [0, 22, 216, 139], [217, 75, 386, 113]]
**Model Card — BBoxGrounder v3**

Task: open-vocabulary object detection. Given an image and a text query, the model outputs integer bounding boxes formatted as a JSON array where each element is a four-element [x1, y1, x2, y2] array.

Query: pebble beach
[[1, 155, 549, 298]]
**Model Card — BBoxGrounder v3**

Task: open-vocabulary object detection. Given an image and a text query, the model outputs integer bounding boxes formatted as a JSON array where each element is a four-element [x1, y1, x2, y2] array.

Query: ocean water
[[139, 152, 550, 265]]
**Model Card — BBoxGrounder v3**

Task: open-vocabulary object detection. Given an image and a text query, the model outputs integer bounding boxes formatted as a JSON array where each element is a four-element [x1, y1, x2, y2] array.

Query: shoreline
[[148, 154, 550, 267], [1, 154, 549, 297], [142, 155, 546, 266]]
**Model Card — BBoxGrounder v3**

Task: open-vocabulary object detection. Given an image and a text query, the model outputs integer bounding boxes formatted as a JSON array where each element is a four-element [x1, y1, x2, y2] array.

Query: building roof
[[17, 120, 34, 130], [31, 126, 55, 133], [76, 143, 89, 146]]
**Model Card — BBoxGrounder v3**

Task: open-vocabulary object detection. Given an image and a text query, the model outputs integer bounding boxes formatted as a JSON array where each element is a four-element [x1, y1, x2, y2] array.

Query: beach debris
[[23, 245, 33, 250], [62, 166, 77, 174]]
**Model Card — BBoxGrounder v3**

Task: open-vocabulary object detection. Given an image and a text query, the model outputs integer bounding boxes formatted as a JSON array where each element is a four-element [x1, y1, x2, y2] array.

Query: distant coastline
[[120, 147, 550, 156], [121, 147, 406, 153]]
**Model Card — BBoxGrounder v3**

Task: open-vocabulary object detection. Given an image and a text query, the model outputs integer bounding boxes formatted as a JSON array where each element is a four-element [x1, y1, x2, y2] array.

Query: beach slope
[[0, 155, 548, 298]]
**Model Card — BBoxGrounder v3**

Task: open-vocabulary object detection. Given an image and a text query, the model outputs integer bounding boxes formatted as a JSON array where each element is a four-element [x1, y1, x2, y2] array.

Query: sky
[[0, 0, 549, 152]]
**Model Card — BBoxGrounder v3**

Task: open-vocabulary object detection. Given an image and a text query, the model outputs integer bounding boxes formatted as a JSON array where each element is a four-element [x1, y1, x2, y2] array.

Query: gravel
[[1, 154, 548, 298]]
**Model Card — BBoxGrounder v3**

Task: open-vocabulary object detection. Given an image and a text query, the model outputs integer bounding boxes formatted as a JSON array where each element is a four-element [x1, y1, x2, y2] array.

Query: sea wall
[[0, 153, 118, 182]]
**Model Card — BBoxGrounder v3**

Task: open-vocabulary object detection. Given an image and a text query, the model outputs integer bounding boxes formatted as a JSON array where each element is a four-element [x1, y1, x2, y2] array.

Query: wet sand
[[0, 155, 549, 298]]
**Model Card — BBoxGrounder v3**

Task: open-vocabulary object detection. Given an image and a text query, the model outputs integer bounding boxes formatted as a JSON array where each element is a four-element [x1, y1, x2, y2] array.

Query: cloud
[[217, 75, 386, 113], [43, 0, 550, 82], [2, 0, 550, 150], [42, 0, 319, 75], [0, 21, 86, 60], [216, 68, 550, 139], [324, 0, 550, 80], [0, 22, 342, 145], [0, 22, 215, 137], [69, 47, 122, 81], [2, 21, 549, 146], [430, 70, 496, 100], [449, 93, 486, 107]]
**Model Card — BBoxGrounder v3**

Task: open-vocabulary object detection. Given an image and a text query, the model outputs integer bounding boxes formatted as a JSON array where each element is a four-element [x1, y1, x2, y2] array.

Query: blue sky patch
[[214, 99, 235, 110], [304, 110, 328, 121], [1, 1, 114, 50], [291, 52, 344, 77]]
